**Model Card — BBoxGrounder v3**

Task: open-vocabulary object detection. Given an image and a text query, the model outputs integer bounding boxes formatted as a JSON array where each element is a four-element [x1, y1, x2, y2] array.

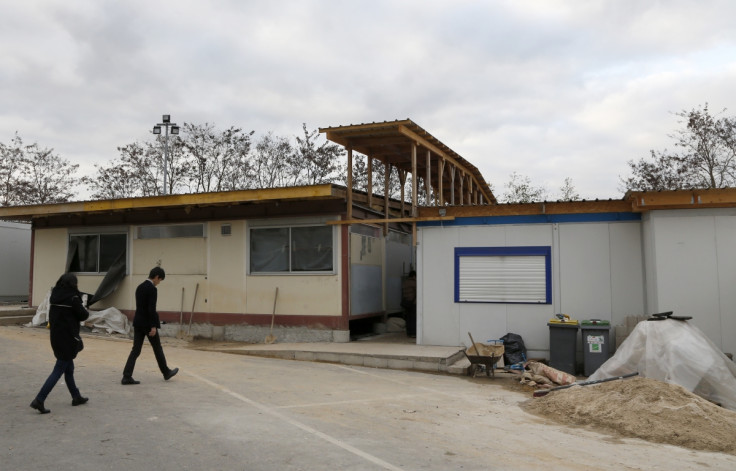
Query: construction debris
[[589, 317, 736, 410], [519, 361, 575, 388], [523, 376, 736, 455]]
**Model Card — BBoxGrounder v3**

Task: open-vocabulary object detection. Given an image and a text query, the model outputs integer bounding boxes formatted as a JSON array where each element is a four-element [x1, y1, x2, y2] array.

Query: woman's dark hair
[[149, 266, 166, 280], [55, 273, 79, 290]]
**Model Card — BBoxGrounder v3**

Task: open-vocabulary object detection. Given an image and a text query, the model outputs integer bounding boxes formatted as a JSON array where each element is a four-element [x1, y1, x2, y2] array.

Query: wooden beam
[[411, 142, 417, 217], [417, 200, 632, 217], [347, 147, 353, 220], [384, 162, 390, 235], [327, 216, 455, 225], [438, 158, 444, 206], [450, 166, 456, 205], [425, 149, 431, 206], [399, 170, 406, 216], [397, 124, 493, 204], [459, 171, 464, 205], [367, 156, 373, 209]]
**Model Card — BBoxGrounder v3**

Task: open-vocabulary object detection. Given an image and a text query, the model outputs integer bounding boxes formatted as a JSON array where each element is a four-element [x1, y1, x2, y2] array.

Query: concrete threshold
[[194, 339, 470, 374], [0, 308, 36, 326]]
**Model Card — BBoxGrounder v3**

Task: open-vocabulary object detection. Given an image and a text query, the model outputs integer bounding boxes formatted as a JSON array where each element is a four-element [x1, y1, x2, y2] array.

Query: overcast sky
[[2, 0, 736, 201]]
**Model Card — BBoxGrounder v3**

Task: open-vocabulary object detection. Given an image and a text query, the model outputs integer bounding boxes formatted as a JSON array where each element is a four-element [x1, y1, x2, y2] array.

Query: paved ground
[[3, 325, 735, 471]]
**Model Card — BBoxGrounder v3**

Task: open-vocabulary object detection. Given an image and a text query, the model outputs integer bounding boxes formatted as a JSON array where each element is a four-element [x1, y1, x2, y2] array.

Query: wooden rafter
[[320, 119, 496, 206]]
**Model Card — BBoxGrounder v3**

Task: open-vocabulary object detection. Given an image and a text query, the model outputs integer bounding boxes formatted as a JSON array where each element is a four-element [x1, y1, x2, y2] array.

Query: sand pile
[[523, 376, 736, 455]]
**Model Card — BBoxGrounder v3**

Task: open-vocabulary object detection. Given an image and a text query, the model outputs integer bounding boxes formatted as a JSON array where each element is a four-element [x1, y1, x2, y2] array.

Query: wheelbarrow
[[464, 332, 504, 378]]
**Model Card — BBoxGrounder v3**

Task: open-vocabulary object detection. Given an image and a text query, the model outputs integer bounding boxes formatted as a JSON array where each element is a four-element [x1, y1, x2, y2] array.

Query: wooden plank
[[326, 216, 455, 225]]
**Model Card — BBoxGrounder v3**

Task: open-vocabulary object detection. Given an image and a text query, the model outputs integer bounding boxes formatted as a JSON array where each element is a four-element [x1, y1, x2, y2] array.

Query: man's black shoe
[[121, 377, 140, 385], [30, 398, 50, 414], [72, 396, 89, 406], [164, 368, 179, 381]]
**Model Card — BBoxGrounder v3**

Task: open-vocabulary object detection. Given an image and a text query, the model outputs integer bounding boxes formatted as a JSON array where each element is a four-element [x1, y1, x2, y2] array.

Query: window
[[67, 233, 127, 274], [250, 225, 334, 273], [137, 224, 205, 239], [455, 246, 551, 304]]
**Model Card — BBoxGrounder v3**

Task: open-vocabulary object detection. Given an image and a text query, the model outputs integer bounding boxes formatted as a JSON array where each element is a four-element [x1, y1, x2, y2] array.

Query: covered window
[[137, 224, 205, 239], [250, 225, 333, 274], [454, 246, 551, 304], [67, 233, 127, 274]]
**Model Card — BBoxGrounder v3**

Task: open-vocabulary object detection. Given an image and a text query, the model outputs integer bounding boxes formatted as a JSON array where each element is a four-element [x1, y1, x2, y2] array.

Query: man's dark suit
[[122, 279, 171, 379]]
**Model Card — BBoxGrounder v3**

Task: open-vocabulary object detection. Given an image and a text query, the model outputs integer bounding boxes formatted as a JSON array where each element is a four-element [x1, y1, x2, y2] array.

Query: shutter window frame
[[454, 246, 551, 304]]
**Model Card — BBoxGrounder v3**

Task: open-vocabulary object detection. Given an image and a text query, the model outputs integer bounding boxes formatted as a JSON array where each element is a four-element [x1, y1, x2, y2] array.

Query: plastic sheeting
[[29, 289, 130, 335], [589, 318, 736, 411], [87, 252, 126, 307]]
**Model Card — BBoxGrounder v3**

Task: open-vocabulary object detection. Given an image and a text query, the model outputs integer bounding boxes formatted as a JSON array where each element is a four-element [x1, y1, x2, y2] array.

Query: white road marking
[[186, 370, 404, 471], [277, 392, 432, 409]]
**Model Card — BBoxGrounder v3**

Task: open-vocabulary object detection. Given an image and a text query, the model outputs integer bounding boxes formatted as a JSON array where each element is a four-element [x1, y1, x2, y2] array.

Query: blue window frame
[[454, 246, 551, 304]]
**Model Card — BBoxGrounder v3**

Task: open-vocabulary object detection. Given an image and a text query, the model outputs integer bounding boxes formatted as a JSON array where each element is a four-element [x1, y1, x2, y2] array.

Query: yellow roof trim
[[0, 184, 336, 219]]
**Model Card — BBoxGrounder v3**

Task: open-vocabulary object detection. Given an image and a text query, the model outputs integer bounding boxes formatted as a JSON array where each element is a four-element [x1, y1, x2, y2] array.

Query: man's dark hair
[[56, 273, 79, 290], [149, 266, 166, 280]]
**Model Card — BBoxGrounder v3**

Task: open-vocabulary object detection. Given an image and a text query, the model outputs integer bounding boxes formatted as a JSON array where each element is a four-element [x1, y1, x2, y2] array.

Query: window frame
[[135, 223, 206, 239], [249, 223, 336, 275], [67, 230, 129, 275], [454, 246, 552, 304]]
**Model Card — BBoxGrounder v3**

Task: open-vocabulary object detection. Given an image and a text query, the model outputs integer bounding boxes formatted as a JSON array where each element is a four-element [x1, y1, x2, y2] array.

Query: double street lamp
[[152, 114, 180, 195]]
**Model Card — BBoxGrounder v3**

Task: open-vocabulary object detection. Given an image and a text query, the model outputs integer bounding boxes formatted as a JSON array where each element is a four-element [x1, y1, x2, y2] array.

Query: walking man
[[122, 266, 178, 385]]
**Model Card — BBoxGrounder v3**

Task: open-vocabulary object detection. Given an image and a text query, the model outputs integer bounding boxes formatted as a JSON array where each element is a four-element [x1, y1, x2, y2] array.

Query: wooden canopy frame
[[320, 119, 496, 223]]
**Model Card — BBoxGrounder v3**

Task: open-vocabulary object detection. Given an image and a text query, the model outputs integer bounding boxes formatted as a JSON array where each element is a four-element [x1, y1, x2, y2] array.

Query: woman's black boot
[[30, 399, 50, 414]]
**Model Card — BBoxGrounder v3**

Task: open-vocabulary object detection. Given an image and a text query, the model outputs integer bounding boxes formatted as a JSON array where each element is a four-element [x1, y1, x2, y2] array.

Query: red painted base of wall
[[121, 310, 351, 330]]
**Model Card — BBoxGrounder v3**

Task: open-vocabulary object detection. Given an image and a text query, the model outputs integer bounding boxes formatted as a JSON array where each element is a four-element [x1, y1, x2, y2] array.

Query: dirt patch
[[522, 376, 736, 455]]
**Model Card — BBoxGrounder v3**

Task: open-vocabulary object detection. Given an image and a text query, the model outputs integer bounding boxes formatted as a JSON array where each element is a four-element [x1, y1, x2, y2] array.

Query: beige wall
[[132, 234, 208, 313], [244, 275, 342, 316], [32, 228, 69, 305], [32, 219, 343, 318], [207, 221, 246, 313]]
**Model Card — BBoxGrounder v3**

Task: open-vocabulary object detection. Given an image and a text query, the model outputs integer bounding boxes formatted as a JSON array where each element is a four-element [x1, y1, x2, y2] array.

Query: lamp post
[[152, 114, 180, 195]]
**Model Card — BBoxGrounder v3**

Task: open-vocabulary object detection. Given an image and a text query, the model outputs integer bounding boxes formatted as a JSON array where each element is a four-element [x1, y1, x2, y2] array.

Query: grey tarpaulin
[[87, 252, 126, 307]]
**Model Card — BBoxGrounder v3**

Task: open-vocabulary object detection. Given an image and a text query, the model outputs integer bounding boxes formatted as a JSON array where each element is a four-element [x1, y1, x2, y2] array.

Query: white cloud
[[2, 0, 736, 201]]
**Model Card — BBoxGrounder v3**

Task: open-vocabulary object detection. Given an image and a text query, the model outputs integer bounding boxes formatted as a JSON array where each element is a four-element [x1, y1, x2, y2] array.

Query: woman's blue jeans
[[36, 358, 80, 401]]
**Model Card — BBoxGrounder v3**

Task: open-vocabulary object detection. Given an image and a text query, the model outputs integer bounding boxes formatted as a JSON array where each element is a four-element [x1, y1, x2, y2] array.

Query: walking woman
[[30, 273, 90, 414]]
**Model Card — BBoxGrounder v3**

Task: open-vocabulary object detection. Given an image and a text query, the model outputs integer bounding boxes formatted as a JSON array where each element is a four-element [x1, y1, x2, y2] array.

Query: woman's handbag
[[75, 336, 84, 353]]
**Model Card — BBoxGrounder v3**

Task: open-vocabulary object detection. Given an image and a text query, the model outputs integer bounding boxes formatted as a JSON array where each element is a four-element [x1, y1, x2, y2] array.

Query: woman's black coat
[[49, 286, 90, 361]]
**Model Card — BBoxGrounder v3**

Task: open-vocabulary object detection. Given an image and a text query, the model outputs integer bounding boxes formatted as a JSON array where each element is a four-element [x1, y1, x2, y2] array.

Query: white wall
[[0, 222, 31, 301], [643, 208, 736, 354], [418, 220, 646, 358]]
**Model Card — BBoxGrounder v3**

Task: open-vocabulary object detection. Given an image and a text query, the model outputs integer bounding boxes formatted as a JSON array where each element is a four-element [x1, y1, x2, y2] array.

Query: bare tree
[[83, 141, 165, 198], [501, 172, 548, 203], [249, 132, 293, 188], [292, 124, 344, 186], [83, 159, 142, 200], [557, 177, 580, 201], [0, 134, 78, 205], [0, 133, 27, 206], [621, 103, 736, 191], [182, 123, 254, 192]]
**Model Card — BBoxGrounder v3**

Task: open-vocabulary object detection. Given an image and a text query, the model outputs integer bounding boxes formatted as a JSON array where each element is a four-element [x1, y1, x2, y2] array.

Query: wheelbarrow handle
[[467, 332, 481, 356]]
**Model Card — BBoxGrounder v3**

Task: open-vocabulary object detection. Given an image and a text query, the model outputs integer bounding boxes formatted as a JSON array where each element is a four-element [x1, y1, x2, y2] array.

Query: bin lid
[[581, 319, 610, 326], [547, 318, 578, 326], [549, 314, 578, 325]]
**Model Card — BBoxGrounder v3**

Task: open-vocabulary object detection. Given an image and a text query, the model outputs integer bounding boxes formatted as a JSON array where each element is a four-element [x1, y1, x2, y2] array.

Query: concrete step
[[0, 315, 35, 326], [0, 308, 36, 325]]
